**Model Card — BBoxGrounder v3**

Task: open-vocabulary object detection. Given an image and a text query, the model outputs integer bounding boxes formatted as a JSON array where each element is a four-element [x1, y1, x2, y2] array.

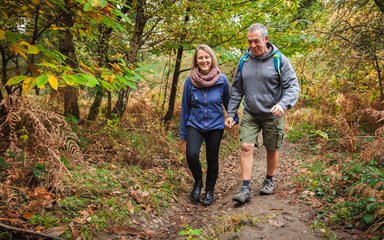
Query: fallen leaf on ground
[[23, 212, 35, 220], [28, 187, 53, 199], [34, 225, 45, 232], [69, 222, 81, 239], [43, 226, 67, 237], [126, 200, 135, 214], [268, 219, 285, 228]]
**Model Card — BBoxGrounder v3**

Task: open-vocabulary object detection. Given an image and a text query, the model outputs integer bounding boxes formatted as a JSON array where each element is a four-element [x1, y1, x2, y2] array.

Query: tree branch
[[0, 222, 64, 240]]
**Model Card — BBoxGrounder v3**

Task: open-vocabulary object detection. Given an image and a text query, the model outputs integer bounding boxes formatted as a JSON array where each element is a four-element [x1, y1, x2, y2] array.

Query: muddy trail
[[102, 141, 330, 240]]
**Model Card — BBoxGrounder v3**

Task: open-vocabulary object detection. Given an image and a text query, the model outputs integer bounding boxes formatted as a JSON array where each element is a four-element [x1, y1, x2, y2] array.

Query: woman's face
[[196, 50, 212, 74]]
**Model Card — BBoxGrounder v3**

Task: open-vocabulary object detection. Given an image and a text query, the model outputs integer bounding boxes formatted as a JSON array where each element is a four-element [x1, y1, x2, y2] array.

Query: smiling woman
[[179, 44, 236, 206], [196, 50, 212, 74]]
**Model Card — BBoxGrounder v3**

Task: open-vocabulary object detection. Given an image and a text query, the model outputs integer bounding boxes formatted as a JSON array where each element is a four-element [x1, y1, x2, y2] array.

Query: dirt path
[[103, 141, 323, 240]]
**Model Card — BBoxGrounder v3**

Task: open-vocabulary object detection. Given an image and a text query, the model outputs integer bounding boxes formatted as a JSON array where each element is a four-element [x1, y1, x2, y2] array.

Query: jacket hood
[[247, 43, 278, 60]]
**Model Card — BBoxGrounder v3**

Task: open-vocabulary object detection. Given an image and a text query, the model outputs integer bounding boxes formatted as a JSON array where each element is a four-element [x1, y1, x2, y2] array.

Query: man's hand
[[225, 117, 235, 128], [271, 104, 284, 117]]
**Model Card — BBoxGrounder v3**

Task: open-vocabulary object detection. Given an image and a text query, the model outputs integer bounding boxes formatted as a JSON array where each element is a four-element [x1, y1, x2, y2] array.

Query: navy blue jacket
[[180, 74, 235, 139]]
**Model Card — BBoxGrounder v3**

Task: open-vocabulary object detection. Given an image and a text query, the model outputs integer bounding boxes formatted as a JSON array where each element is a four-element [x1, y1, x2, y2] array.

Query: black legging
[[186, 126, 224, 192]]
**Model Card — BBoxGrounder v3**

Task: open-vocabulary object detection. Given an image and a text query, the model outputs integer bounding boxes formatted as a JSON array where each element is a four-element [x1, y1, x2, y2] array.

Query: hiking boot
[[232, 186, 251, 203], [202, 191, 214, 205], [190, 181, 203, 201], [259, 179, 274, 195]]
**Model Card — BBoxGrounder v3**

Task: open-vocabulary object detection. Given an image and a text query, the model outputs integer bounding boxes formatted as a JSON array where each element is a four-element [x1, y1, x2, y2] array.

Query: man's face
[[247, 30, 269, 57]]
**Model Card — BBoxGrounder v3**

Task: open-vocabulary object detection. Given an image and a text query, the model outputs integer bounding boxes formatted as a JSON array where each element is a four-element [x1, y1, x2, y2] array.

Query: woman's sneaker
[[232, 186, 251, 203], [259, 179, 274, 195]]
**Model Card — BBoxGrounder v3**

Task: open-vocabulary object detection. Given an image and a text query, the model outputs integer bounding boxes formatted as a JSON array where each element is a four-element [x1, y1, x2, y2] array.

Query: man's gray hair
[[248, 23, 268, 38]]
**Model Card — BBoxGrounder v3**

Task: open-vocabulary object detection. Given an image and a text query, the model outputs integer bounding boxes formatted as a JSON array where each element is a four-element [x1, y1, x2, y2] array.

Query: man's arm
[[225, 64, 244, 128], [227, 65, 244, 118], [277, 56, 300, 110]]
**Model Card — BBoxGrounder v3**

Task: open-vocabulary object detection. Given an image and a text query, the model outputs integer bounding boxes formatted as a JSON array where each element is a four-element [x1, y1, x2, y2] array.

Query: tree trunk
[[113, 88, 131, 117], [162, 6, 191, 124], [159, 51, 172, 113], [59, 0, 80, 119], [374, 53, 383, 101], [87, 26, 110, 120], [0, 45, 12, 96], [107, 91, 112, 118], [87, 5, 130, 120], [162, 46, 184, 123], [112, 0, 147, 118], [87, 88, 104, 120]]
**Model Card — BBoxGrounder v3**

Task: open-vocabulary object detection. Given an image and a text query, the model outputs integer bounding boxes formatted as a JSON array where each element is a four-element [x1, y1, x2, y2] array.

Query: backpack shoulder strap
[[239, 52, 249, 73], [273, 50, 283, 76]]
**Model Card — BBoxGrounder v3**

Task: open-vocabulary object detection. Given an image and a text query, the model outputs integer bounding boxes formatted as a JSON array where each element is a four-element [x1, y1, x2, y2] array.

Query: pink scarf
[[190, 66, 221, 88]]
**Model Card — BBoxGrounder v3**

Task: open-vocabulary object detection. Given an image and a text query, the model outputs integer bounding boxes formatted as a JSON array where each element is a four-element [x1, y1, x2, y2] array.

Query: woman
[[179, 45, 235, 205]]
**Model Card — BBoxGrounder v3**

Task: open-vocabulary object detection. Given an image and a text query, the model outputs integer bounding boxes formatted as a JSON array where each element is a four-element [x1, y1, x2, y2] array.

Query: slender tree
[[59, 0, 80, 119]]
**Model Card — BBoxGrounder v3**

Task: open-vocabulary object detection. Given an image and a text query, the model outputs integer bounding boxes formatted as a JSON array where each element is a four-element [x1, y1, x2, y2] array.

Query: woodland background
[[0, 0, 383, 239]]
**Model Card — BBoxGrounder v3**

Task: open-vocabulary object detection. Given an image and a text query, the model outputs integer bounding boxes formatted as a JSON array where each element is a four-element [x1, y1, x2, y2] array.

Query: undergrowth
[[0, 95, 188, 239], [288, 95, 384, 239]]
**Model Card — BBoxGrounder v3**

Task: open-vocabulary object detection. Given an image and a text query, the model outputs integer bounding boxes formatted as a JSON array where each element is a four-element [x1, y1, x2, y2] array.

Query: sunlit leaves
[[6, 76, 28, 86], [20, 41, 40, 54], [0, 30, 5, 40], [36, 75, 48, 88], [62, 74, 76, 86], [22, 77, 36, 93], [102, 15, 127, 34], [48, 75, 59, 90], [38, 62, 59, 71], [8, 44, 28, 59], [99, 0, 108, 8]]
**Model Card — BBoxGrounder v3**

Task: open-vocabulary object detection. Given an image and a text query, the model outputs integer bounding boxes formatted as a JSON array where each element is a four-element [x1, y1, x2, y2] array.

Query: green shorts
[[240, 111, 285, 150]]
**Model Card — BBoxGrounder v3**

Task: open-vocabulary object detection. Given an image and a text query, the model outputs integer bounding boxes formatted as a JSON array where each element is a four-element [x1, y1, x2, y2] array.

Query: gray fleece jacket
[[227, 43, 300, 120]]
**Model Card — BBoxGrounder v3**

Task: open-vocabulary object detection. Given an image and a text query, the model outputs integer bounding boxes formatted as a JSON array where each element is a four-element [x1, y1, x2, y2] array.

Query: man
[[225, 23, 300, 203]]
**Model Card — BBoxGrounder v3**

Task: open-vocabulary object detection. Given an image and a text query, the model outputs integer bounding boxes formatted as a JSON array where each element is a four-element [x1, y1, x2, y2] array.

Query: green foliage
[[29, 214, 58, 228], [297, 152, 383, 236], [33, 163, 46, 178], [286, 123, 329, 143], [310, 219, 337, 240], [103, 114, 120, 131], [0, 157, 8, 169], [179, 225, 202, 239]]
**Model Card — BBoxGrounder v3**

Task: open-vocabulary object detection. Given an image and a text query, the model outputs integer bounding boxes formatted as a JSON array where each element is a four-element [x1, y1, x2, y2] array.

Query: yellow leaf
[[9, 44, 27, 59], [22, 77, 35, 93], [44, 0, 54, 8], [0, 30, 5, 40], [48, 75, 58, 90], [50, 26, 66, 31], [28, 45, 40, 54], [107, 74, 115, 83], [20, 41, 31, 47], [109, 63, 121, 73]]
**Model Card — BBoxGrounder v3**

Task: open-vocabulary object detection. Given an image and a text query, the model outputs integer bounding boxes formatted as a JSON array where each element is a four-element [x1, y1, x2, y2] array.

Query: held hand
[[270, 104, 284, 117], [225, 117, 235, 128]]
